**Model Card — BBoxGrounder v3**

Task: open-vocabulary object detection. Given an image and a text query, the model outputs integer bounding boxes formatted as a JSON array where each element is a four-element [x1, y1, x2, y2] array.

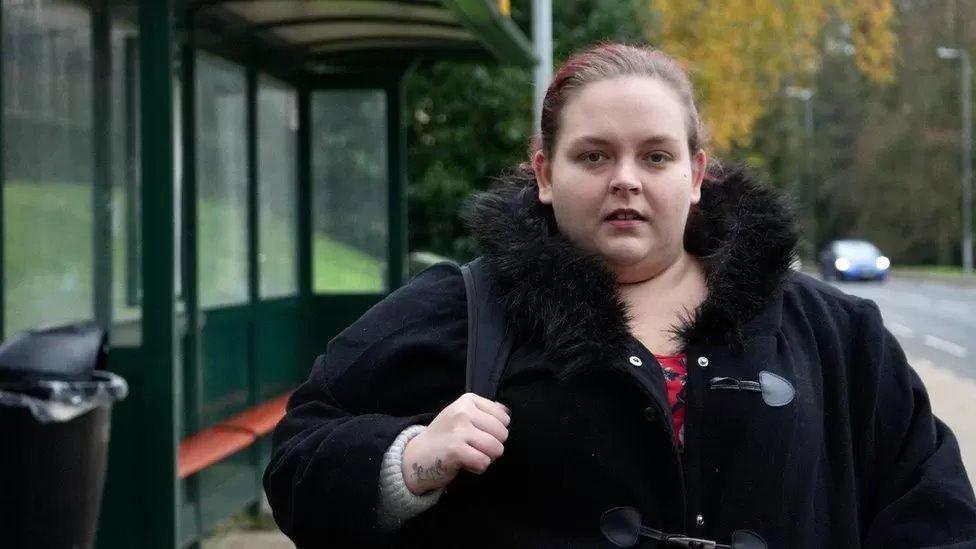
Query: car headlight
[[876, 256, 890, 270], [834, 258, 851, 271]]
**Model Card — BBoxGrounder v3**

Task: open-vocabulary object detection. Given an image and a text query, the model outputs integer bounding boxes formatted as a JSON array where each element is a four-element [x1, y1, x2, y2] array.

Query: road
[[825, 275, 976, 483]]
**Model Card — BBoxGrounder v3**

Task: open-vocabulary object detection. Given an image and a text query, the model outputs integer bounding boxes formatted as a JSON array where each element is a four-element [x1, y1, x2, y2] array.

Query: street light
[[936, 46, 974, 276], [531, 0, 552, 133], [786, 86, 817, 259]]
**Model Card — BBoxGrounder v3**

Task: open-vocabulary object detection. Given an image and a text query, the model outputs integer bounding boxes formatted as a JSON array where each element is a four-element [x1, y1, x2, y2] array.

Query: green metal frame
[[93, 1, 113, 330], [179, 13, 206, 543], [246, 67, 258, 408], [139, 0, 179, 545], [388, 68, 409, 290], [244, 65, 263, 519], [297, 85, 313, 368], [124, 35, 141, 309], [102, 1, 182, 545]]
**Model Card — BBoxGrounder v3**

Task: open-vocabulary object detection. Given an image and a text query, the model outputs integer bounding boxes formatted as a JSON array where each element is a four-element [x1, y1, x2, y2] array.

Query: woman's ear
[[532, 150, 554, 205], [689, 149, 707, 205]]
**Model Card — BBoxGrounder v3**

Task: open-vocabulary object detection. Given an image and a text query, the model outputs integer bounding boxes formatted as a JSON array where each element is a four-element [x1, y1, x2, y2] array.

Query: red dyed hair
[[536, 42, 705, 158]]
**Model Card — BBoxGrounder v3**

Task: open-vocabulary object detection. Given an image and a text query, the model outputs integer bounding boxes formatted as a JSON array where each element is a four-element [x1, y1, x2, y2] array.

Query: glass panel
[[110, 7, 142, 338], [257, 76, 298, 299], [312, 90, 388, 293], [3, 1, 93, 336], [195, 53, 248, 308]]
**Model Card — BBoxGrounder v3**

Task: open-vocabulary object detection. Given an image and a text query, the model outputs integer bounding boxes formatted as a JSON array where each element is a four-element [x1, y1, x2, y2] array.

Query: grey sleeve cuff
[[377, 425, 444, 530]]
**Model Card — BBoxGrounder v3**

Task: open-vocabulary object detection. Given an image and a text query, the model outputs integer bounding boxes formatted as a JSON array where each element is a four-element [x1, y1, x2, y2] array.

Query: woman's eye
[[646, 152, 670, 164], [579, 151, 607, 164]]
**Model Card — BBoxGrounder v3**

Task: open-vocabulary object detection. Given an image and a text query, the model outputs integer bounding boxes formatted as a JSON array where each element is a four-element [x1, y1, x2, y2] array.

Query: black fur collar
[[461, 165, 797, 378]]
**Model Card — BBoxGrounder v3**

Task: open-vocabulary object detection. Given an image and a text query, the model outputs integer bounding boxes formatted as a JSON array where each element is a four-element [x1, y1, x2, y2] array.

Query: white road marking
[[888, 322, 915, 338], [923, 334, 969, 358]]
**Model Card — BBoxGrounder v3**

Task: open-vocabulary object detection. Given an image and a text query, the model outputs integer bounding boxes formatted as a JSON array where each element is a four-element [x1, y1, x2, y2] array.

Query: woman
[[264, 43, 976, 548]]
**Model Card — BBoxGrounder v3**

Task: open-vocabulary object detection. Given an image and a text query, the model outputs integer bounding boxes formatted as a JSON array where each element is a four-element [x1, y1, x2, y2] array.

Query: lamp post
[[786, 86, 816, 259], [937, 46, 973, 276], [532, 0, 552, 133]]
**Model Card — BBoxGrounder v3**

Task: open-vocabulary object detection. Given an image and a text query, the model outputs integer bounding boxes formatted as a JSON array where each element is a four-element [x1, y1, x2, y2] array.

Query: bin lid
[[0, 321, 106, 384]]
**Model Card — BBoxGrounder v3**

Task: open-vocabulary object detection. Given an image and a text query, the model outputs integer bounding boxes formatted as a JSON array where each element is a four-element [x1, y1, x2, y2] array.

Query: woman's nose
[[610, 178, 641, 194]]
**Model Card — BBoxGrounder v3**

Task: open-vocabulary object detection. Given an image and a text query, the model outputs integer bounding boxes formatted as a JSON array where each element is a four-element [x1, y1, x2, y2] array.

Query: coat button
[[629, 356, 643, 367], [643, 407, 657, 422], [697, 356, 709, 368], [696, 514, 705, 526]]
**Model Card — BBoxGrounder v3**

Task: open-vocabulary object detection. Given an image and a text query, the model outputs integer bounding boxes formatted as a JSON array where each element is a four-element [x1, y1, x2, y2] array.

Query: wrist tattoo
[[412, 458, 446, 482]]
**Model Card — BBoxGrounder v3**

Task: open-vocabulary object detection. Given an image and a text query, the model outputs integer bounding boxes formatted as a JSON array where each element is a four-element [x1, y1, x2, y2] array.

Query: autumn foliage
[[652, 0, 896, 151]]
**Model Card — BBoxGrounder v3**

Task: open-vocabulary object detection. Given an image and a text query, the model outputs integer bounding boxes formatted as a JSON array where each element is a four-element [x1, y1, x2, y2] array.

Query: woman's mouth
[[607, 219, 643, 229], [604, 208, 646, 229]]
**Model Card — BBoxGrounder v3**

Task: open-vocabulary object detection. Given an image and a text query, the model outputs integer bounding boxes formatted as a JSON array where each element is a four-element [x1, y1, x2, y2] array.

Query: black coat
[[265, 167, 976, 548]]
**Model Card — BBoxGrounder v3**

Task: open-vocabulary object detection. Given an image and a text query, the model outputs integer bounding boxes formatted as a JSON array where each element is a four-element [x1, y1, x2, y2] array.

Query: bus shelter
[[0, 1, 533, 547]]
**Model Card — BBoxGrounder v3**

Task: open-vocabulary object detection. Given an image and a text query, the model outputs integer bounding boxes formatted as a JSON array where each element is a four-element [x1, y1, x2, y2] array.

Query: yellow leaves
[[848, 0, 897, 83], [650, 0, 896, 151]]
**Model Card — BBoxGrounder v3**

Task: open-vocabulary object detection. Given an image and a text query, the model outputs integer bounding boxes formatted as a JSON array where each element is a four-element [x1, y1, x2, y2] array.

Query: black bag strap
[[459, 257, 513, 400]]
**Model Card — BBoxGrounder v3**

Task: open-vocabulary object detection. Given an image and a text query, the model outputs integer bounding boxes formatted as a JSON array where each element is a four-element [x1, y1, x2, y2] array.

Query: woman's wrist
[[377, 425, 444, 529], [402, 432, 447, 495]]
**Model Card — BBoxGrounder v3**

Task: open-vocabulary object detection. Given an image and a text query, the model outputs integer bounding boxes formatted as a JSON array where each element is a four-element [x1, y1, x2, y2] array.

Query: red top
[[655, 354, 688, 447]]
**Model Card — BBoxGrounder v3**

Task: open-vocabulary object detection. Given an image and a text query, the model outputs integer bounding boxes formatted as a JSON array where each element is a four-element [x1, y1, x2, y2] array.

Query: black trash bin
[[0, 322, 128, 549]]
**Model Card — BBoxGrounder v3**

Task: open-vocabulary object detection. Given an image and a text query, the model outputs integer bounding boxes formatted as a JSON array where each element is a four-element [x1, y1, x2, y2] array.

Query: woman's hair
[[537, 42, 704, 158]]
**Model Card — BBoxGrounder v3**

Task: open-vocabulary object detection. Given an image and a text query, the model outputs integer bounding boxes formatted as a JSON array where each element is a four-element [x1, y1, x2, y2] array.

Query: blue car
[[819, 239, 890, 282]]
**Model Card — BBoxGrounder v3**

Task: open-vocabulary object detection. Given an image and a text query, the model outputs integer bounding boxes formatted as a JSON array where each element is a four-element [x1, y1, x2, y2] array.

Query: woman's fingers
[[470, 394, 511, 426], [467, 428, 506, 460], [456, 444, 493, 474], [471, 411, 509, 444]]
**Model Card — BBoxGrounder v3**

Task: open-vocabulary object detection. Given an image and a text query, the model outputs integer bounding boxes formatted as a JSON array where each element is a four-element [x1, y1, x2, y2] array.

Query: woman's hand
[[401, 393, 511, 495]]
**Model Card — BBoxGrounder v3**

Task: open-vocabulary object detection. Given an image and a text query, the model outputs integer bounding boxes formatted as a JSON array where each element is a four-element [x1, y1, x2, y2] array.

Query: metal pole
[[804, 96, 817, 257], [388, 71, 408, 289], [124, 36, 140, 307], [1, 5, 7, 338], [786, 87, 815, 258], [296, 86, 313, 370], [531, 0, 552, 134], [961, 51, 973, 275]]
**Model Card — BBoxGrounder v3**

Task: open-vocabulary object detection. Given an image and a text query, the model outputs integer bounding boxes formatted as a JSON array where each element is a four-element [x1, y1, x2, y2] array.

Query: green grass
[[314, 235, 385, 293], [3, 181, 94, 335], [3, 180, 383, 335]]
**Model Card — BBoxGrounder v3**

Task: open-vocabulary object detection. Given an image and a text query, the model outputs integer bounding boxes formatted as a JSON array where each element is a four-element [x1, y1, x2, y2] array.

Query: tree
[[754, 0, 975, 265], [832, 0, 969, 265], [650, 0, 896, 151]]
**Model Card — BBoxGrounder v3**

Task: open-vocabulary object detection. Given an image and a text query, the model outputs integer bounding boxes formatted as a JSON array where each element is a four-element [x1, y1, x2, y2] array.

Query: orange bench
[[178, 393, 291, 479]]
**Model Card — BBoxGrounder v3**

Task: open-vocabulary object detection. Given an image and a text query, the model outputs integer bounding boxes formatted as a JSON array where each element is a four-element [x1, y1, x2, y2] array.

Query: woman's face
[[533, 76, 707, 283]]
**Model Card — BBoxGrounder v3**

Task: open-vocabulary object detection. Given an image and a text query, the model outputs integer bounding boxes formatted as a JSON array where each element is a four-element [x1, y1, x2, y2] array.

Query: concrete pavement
[[203, 530, 294, 549], [907, 355, 976, 482]]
